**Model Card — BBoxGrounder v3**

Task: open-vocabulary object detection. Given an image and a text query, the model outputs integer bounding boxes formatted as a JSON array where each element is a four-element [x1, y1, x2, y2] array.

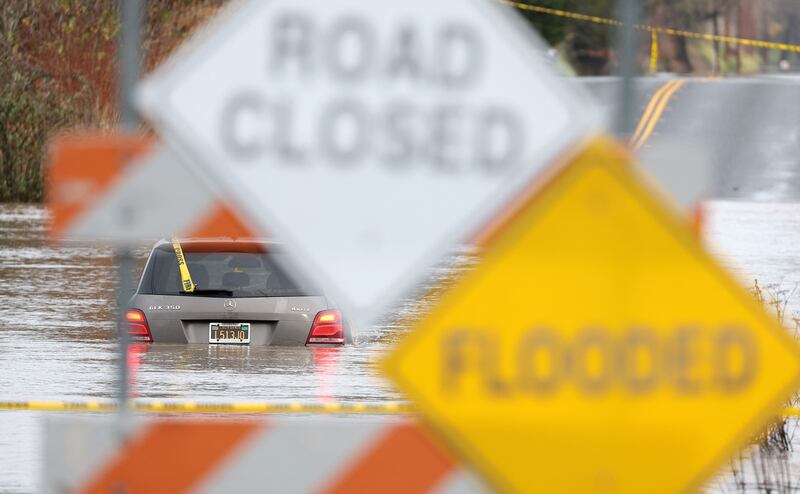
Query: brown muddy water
[[1, 202, 800, 492]]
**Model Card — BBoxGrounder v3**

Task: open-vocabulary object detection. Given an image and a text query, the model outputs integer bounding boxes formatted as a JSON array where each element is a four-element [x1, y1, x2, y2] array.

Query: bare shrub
[[0, 0, 227, 202]]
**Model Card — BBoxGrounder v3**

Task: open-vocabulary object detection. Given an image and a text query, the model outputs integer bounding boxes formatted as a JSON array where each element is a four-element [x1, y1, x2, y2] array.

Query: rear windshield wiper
[[180, 289, 234, 297]]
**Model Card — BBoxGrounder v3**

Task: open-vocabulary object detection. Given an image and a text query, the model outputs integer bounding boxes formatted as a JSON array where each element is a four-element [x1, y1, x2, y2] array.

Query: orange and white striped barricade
[[47, 133, 258, 243], [44, 417, 488, 493]]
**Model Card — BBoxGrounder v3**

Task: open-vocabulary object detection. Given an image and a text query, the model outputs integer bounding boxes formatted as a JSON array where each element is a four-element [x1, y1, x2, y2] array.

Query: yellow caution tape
[[649, 30, 658, 74], [502, 0, 800, 54], [0, 401, 117, 412], [503, 0, 620, 27], [2, 400, 800, 418], [0, 400, 413, 414], [171, 238, 196, 293]]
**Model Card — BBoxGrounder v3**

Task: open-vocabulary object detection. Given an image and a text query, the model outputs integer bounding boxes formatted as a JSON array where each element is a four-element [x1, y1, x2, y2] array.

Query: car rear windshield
[[139, 246, 319, 298]]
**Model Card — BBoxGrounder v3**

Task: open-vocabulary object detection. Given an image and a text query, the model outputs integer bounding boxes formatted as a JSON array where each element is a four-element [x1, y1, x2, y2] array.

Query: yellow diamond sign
[[383, 136, 800, 493]]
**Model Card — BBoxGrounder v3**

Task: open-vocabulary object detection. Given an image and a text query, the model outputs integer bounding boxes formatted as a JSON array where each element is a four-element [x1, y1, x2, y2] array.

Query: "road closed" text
[[219, 12, 524, 174]]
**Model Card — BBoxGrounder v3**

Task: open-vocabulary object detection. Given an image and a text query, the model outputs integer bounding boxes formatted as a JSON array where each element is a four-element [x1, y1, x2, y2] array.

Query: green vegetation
[[0, 74, 88, 202], [0, 2, 114, 201]]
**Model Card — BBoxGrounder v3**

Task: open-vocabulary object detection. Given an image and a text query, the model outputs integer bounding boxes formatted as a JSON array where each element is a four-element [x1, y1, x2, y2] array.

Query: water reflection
[[311, 347, 342, 402], [127, 343, 149, 397]]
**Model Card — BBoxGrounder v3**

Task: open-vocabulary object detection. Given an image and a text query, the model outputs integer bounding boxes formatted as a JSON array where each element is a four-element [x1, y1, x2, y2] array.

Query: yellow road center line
[[632, 80, 686, 150], [630, 80, 677, 145]]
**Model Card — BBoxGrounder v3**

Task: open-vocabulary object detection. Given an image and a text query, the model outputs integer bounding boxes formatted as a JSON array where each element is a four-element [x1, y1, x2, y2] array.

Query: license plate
[[209, 322, 251, 344]]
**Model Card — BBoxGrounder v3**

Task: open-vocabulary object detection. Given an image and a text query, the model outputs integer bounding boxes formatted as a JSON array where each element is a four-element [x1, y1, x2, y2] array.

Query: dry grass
[[720, 280, 800, 493], [0, 0, 227, 202]]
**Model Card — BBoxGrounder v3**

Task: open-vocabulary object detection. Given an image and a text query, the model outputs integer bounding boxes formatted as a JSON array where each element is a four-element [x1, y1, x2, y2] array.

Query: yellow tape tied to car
[[171, 238, 196, 293]]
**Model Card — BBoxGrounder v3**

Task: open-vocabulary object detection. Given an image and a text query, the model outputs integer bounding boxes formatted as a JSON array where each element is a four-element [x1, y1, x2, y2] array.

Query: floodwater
[[0, 204, 416, 492], [2, 202, 800, 492]]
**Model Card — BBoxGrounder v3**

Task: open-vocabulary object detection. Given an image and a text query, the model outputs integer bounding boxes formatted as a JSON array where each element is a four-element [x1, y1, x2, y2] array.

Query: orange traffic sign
[[383, 136, 800, 493]]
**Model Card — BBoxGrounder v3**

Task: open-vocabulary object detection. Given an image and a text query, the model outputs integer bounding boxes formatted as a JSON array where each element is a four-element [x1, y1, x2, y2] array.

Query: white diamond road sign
[[136, 0, 597, 329]]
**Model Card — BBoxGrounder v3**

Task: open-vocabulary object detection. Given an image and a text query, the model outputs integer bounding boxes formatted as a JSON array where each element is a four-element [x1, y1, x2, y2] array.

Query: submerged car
[[122, 238, 352, 346]]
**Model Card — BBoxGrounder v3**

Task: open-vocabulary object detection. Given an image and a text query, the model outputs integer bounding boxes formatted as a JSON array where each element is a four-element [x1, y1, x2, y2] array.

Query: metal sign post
[[614, 0, 641, 137], [116, 0, 143, 433]]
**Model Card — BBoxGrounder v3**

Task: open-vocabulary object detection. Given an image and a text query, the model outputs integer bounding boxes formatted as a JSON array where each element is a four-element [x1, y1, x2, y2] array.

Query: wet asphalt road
[[583, 75, 800, 201], [4, 75, 800, 491]]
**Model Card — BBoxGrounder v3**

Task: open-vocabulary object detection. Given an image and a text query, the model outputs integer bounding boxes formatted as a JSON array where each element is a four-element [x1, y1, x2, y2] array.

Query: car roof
[[153, 238, 280, 253]]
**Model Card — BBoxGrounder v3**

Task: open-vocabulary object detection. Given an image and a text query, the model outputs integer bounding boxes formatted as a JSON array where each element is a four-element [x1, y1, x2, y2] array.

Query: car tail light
[[124, 309, 153, 343], [306, 310, 344, 345]]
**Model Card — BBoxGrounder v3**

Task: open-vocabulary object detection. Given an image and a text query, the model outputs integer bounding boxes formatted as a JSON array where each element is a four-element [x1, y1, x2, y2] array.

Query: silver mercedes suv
[[123, 238, 352, 345]]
